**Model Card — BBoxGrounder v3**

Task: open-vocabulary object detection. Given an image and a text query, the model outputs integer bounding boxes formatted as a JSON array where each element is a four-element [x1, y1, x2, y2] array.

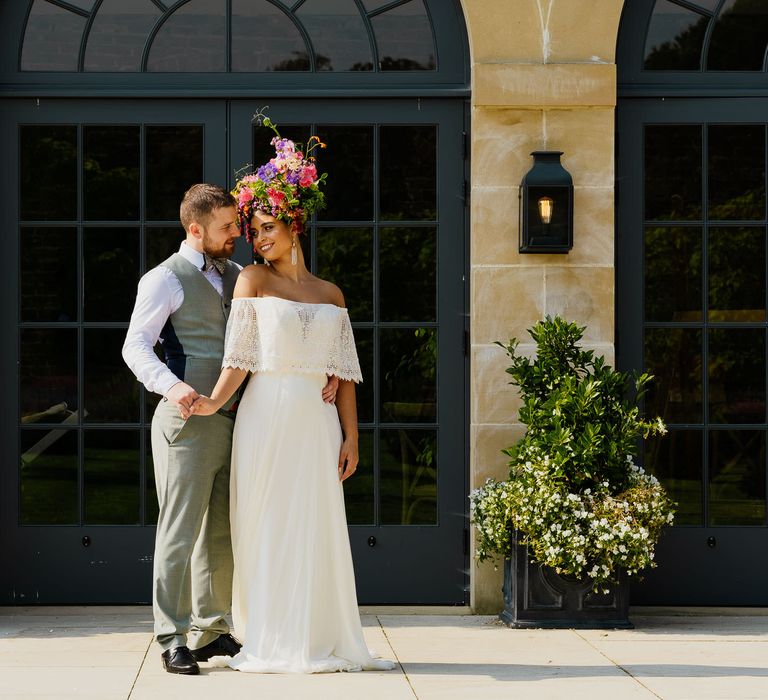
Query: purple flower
[[257, 162, 278, 182], [286, 170, 301, 185]]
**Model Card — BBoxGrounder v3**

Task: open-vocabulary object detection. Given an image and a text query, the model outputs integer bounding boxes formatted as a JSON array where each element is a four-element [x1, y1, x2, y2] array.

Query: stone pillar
[[460, 0, 626, 613]]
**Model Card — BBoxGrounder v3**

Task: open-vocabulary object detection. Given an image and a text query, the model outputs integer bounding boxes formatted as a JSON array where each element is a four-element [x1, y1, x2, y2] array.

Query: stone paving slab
[[0, 607, 766, 700]]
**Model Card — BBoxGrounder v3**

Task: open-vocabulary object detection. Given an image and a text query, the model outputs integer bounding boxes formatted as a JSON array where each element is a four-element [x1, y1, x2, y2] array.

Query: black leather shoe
[[161, 646, 200, 675], [190, 633, 242, 662]]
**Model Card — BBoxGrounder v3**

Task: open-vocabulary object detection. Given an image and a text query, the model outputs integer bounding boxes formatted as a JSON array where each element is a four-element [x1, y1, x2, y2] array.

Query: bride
[[190, 128, 395, 674]]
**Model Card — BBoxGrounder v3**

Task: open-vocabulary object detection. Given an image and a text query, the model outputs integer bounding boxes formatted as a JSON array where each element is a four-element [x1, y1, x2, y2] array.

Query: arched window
[[643, 0, 768, 71], [619, 0, 768, 92], [20, 0, 442, 74]]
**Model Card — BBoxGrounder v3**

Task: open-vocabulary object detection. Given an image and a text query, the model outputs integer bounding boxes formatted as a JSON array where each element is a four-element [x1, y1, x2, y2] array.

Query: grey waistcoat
[[158, 253, 240, 409]]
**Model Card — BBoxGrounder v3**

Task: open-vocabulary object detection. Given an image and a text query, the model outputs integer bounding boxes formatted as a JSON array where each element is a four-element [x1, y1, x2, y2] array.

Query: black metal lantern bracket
[[519, 151, 574, 254]]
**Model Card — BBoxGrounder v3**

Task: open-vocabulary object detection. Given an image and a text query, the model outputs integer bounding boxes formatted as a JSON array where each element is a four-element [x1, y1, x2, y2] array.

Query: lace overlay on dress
[[222, 297, 363, 382]]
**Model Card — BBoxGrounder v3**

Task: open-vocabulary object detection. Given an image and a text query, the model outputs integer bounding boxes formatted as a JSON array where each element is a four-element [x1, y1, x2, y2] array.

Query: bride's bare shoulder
[[234, 264, 268, 298], [316, 278, 346, 308]]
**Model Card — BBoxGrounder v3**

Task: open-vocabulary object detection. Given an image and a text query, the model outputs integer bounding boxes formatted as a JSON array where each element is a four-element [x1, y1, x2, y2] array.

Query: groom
[[123, 184, 244, 675]]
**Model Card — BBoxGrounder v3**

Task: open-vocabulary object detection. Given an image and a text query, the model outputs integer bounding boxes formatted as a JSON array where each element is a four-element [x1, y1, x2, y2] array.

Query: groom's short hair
[[180, 184, 236, 231]]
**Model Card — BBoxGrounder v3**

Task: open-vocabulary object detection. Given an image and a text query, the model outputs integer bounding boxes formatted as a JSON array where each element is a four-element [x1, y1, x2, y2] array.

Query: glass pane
[[146, 126, 204, 221], [252, 124, 311, 174], [297, 0, 373, 71], [84, 227, 140, 321], [708, 227, 765, 322], [147, 226, 184, 269], [380, 428, 436, 524], [316, 228, 373, 321], [707, 0, 768, 70], [232, 0, 309, 71], [709, 430, 766, 526], [20, 429, 78, 525], [644, 226, 702, 322], [84, 430, 141, 524], [372, 0, 436, 70], [84, 0, 161, 71], [380, 125, 436, 220], [349, 329, 373, 424], [84, 126, 140, 221], [708, 329, 765, 424], [361, 0, 389, 10], [147, 0, 225, 72], [21, 1, 87, 71], [708, 125, 766, 221], [21, 227, 77, 322], [85, 329, 141, 423], [344, 428, 374, 525], [146, 429, 159, 525], [643, 0, 709, 70], [644, 328, 703, 424], [316, 125, 373, 221], [380, 227, 436, 322], [645, 429, 703, 526], [381, 328, 436, 423], [20, 329, 78, 423], [644, 125, 702, 221], [20, 125, 77, 221]]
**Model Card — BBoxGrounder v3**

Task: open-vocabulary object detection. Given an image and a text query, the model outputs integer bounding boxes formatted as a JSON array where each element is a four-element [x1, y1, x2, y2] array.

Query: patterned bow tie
[[202, 253, 228, 275]]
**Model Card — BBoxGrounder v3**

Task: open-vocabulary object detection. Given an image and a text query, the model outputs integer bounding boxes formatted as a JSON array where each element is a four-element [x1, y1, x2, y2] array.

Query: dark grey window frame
[[0, 0, 471, 605], [618, 0, 768, 98], [1, 0, 469, 98], [617, 0, 768, 605]]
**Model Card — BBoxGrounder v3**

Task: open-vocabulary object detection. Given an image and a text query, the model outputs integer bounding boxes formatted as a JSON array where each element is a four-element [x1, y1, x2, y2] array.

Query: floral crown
[[231, 112, 327, 243]]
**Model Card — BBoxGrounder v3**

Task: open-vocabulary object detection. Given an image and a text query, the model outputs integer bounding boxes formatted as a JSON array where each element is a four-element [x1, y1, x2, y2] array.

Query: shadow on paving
[[396, 662, 768, 680]]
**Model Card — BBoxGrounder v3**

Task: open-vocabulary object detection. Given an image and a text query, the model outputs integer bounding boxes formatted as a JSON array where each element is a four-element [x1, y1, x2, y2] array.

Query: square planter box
[[500, 539, 633, 629]]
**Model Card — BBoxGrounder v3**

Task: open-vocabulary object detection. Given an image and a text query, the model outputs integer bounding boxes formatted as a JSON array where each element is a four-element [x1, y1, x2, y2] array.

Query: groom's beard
[[201, 234, 237, 259]]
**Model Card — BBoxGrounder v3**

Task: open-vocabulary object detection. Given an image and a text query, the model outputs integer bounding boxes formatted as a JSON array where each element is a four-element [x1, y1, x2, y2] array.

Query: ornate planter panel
[[500, 540, 633, 629]]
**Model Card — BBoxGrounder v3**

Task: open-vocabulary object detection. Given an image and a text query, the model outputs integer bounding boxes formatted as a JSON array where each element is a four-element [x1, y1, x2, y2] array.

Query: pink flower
[[299, 163, 317, 187], [267, 187, 286, 207], [238, 188, 254, 204]]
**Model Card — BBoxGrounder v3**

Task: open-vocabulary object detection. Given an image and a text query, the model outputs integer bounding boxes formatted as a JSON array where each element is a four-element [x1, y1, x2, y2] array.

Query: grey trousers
[[151, 402, 235, 651]]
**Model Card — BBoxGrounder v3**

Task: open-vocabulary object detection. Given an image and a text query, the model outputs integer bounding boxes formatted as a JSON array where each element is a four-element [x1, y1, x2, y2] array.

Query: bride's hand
[[190, 395, 217, 416], [338, 437, 359, 481]]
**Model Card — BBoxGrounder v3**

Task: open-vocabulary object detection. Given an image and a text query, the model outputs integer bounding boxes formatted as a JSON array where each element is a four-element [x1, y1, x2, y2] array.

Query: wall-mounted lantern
[[519, 151, 573, 254]]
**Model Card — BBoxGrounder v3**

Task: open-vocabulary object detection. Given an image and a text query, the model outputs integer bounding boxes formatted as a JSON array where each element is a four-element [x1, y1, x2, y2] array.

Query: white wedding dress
[[211, 296, 394, 674]]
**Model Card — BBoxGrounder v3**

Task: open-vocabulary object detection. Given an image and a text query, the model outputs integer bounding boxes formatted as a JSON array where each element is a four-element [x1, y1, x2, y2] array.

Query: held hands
[[165, 382, 200, 420], [189, 395, 218, 416], [338, 437, 359, 482]]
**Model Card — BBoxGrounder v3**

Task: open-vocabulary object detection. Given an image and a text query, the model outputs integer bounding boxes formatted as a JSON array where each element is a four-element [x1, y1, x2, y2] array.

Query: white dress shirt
[[122, 242, 242, 396]]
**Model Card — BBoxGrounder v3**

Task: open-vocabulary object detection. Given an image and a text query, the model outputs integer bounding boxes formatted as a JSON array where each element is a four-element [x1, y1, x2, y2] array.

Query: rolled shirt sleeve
[[122, 267, 184, 396]]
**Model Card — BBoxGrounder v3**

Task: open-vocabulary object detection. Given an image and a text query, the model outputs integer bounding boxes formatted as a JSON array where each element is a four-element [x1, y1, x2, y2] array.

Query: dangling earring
[[291, 235, 297, 266]]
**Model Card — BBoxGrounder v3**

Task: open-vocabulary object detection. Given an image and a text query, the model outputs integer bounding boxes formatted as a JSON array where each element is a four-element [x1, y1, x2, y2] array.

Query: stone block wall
[[460, 0, 626, 612]]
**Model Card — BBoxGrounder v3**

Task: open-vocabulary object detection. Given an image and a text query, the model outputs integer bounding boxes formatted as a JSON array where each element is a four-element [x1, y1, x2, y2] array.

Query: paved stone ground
[[1, 607, 767, 699]]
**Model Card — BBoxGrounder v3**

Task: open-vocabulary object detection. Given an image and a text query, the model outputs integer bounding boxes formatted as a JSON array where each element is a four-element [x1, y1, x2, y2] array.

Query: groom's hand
[[323, 374, 339, 403], [165, 381, 200, 419]]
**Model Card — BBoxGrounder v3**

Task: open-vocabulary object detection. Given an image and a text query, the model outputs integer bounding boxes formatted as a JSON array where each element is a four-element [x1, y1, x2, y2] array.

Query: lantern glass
[[537, 196, 554, 224]]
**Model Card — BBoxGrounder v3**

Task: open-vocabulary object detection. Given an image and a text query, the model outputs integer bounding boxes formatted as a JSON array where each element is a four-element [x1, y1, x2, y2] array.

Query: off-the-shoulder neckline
[[233, 296, 345, 310]]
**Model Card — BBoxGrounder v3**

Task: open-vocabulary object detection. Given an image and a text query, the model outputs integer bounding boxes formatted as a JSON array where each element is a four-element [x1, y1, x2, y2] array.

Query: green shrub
[[470, 316, 675, 590]]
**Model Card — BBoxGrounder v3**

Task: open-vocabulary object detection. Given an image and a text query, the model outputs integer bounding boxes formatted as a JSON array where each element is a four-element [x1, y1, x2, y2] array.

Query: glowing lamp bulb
[[538, 196, 554, 225]]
